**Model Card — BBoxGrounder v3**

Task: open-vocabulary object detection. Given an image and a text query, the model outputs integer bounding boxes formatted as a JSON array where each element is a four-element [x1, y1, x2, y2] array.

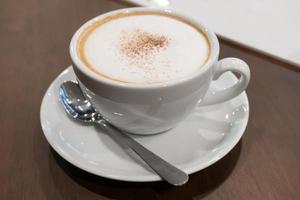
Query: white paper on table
[[122, 0, 300, 67]]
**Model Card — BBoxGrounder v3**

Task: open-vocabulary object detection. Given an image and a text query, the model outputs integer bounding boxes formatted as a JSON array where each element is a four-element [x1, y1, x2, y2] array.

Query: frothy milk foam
[[78, 12, 210, 84]]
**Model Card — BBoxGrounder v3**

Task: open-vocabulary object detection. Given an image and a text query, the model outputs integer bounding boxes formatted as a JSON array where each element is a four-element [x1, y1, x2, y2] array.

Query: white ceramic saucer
[[40, 66, 249, 182]]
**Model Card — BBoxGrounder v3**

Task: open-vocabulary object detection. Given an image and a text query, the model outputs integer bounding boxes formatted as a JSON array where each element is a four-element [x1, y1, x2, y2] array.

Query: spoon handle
[[97, 122, 189, 186]]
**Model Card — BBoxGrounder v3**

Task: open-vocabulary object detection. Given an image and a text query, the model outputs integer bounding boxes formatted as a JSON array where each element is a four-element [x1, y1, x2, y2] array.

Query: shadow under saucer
[[49, 139, 242, 200]]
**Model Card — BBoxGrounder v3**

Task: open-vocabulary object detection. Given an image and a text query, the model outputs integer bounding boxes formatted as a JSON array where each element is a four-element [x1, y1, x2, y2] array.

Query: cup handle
[[201, 57, 250, 106]]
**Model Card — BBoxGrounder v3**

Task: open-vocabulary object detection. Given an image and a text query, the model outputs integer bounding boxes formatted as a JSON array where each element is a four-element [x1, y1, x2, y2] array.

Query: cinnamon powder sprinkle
[[120, 29, 170, 59]]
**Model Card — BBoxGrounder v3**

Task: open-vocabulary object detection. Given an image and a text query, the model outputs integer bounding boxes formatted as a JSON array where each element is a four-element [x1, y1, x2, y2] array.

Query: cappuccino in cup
[[77, 12, 210, 84]]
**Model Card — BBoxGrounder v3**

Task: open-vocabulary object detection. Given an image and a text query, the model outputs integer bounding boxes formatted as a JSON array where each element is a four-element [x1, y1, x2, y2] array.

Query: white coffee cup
[[70, 7, 250, 135]]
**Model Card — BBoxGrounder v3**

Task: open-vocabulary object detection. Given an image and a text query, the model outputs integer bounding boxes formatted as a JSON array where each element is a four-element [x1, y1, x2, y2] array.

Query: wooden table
[[1, 0, 299, 199]]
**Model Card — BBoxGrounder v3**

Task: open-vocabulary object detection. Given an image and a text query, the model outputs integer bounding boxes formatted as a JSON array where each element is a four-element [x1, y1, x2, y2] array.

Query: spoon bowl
[[59, 81, 100, 123]]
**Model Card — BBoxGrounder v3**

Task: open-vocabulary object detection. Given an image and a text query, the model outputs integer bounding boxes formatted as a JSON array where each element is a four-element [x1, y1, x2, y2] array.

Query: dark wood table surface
[[1, 0, 300, 199]]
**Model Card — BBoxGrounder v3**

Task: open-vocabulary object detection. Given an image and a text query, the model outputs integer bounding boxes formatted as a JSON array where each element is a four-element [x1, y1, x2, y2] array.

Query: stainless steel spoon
[[59, 81, 188, 186]]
